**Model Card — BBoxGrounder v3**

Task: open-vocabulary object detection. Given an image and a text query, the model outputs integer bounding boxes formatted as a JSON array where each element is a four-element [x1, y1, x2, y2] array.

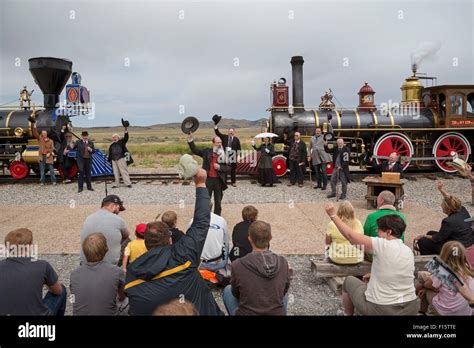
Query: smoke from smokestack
[[410, 41, 441, 69]]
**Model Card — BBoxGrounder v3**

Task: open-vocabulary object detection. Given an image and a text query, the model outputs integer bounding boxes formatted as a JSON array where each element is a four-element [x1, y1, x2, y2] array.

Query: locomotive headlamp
[[14, 127, 24, 137]]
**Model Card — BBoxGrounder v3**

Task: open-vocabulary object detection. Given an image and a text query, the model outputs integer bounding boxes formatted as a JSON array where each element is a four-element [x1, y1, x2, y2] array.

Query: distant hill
[[83, 118, 267, 131]]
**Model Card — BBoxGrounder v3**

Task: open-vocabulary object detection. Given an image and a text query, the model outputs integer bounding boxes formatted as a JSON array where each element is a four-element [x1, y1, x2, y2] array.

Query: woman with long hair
[[416, 240, 474, 315], [325, 201, 364, 264]]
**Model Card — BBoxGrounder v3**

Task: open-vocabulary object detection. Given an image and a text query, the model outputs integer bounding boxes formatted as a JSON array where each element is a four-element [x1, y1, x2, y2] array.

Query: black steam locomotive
[[0, 57, 111, 179], [265, 56, 474, 176]]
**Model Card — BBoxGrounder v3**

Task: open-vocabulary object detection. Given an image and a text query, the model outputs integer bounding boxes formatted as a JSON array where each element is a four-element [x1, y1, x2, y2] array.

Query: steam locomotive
[[0, 57, 112, 179], [265, 56, 474, 176]]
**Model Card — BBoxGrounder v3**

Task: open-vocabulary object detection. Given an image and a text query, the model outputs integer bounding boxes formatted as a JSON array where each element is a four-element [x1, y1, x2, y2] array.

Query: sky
[[0, 0, 473, 127]]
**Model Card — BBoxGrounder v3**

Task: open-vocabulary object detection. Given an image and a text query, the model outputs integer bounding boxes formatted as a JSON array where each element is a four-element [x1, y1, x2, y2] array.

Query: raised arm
[[436, 180, 449, 200], [187, 132, 204, 157], [324, 202, 374, 253], [172, 169, 211, 264], [214, 126, 225, 139], [123, 130, 129, 144]]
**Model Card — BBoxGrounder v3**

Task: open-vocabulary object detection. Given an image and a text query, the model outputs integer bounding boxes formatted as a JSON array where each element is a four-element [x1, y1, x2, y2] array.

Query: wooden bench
[[362, 176, 408, 210], [310, 255, 434, 294]]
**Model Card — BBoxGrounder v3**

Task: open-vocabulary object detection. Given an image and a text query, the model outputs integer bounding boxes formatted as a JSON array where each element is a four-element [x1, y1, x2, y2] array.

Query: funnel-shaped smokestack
[[29, 57, 72, 109], [290, 56, 304, 109]]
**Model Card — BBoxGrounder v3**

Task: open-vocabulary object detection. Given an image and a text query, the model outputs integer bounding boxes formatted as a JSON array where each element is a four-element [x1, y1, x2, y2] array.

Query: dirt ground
[[0, 200, 443, 255]]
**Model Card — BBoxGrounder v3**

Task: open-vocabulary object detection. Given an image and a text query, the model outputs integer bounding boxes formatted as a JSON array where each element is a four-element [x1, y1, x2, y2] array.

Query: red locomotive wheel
[[433, 132, 471, 173], [326, 162, 334, 176], [9, 160, 30, 179], [272, 155, 287, 177], [58, 163, 79, 179], [373, 132, 413, 171]]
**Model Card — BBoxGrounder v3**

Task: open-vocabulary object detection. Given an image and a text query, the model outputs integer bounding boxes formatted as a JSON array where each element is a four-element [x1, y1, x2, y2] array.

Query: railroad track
[[0, 172, 257, 185], [0, 170, 454, 185]]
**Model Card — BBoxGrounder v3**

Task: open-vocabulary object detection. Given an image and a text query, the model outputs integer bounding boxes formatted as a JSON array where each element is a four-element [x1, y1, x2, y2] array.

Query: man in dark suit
[[287, 132, 307, 188], [327, 138, 350, 199], [187, 132, 230, 216], [370, 151, 404, 178], [214, 126, 241, 187], [71, 131, 95, 192]]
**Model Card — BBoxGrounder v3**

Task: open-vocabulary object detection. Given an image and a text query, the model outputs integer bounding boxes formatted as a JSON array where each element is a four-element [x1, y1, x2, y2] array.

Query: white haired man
[[108, 127, 133, 188]]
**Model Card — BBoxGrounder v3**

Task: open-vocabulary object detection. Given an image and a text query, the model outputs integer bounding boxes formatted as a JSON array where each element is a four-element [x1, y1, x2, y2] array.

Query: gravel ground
[[39, 253, 341, 316], [1, 175, 472, 211]]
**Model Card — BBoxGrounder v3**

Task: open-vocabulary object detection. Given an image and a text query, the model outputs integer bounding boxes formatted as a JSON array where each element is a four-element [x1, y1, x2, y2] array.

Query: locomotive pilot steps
[[264, 56, 474, 176], [0, 57, 112, 179]]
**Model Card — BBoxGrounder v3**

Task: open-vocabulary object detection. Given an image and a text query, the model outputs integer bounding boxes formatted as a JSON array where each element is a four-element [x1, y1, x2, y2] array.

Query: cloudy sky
[[1, 0, 473, 127]]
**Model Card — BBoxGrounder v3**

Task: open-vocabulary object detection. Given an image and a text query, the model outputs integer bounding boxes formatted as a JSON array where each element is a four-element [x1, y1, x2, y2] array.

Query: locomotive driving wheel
[[9, 160, 30, 179], [373, 132, 414, 171], [433, 132, 471, 173], [326, 162, 334, 176], [58, 163, 79, 179], [272, 155, 287, 177]]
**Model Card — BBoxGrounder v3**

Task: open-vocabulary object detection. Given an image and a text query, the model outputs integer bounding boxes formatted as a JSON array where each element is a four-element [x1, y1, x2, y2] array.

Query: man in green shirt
[[364, 190, 406, 241]]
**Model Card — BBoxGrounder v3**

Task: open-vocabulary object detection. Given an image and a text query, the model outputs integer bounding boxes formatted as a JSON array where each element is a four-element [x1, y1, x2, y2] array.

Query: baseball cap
[[102, 195, 125, 211], [135, 223, 147, 237]]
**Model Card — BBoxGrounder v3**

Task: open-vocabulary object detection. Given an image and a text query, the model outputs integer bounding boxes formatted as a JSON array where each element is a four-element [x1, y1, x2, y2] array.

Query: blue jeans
[[43, 284, 67, 316], [222, 285, 288, 316], [39, 161, 56, 184]]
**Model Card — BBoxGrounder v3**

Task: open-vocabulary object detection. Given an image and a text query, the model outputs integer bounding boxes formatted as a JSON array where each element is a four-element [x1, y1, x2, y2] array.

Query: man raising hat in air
[[108, 122, 133, 188]]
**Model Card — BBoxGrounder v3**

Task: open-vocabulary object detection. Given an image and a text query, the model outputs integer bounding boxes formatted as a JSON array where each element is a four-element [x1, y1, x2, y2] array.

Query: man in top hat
[[72, 131, 95, 192], [108, 123, 133, 188], [80, 194, 130, 266], [213, 115, 241, 187]]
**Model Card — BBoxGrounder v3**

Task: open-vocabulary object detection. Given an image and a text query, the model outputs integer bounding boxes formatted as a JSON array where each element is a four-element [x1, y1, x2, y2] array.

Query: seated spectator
[[325, 204, 419, 315], [70, 233, 126, 315], [415, 181, 472, 255], [122, 223, 148, 272], [416, 241, 474, 315], [364, 190, 406, 241], [153, 299, 199, 316], [0, 228, 66, 316], [229, 205, 259, 262], [223, 221, 290, 316], [190, 202, 229, 272], [161, 211, 185, 244], [125, 169, 223, 315], [326, 201, 364, 264], [81, 195, 130, 265]]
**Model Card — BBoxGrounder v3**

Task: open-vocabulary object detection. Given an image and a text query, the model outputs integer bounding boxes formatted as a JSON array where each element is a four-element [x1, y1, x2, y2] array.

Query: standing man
[[308, 127, 331, 190], [214, 124, 241, 187], [187, 132, 229, 216], [58, 125, 74, 183], [108, 126, 133, 188], [370, 151, 404, 178], [74, 131, 95, 192], [327, 138, 350, 200], [287, 132, 307, 188], [32, 122, 56, 186]]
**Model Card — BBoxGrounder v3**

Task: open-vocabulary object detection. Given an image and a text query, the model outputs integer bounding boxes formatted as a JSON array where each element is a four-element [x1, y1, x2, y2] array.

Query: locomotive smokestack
[[290, 56, 304, 109], [28, 57, 73, 109]]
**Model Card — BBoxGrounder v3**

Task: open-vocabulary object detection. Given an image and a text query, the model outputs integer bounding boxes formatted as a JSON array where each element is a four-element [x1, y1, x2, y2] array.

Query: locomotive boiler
[[266, 56, 474, 175], [0, 57, 111, 179]]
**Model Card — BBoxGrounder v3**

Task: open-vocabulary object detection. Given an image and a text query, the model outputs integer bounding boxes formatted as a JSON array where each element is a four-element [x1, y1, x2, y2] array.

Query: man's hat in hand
[[121, 118, 130, 128], [212, 114, 222, 125]]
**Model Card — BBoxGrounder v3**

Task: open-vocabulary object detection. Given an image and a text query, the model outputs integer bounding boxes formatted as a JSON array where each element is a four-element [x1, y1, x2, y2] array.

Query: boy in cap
[[122, 223, 148, 273]]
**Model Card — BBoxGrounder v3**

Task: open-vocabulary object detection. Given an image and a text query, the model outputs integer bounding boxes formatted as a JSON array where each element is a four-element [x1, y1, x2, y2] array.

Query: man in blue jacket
[[125, 168, 223, 315]]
